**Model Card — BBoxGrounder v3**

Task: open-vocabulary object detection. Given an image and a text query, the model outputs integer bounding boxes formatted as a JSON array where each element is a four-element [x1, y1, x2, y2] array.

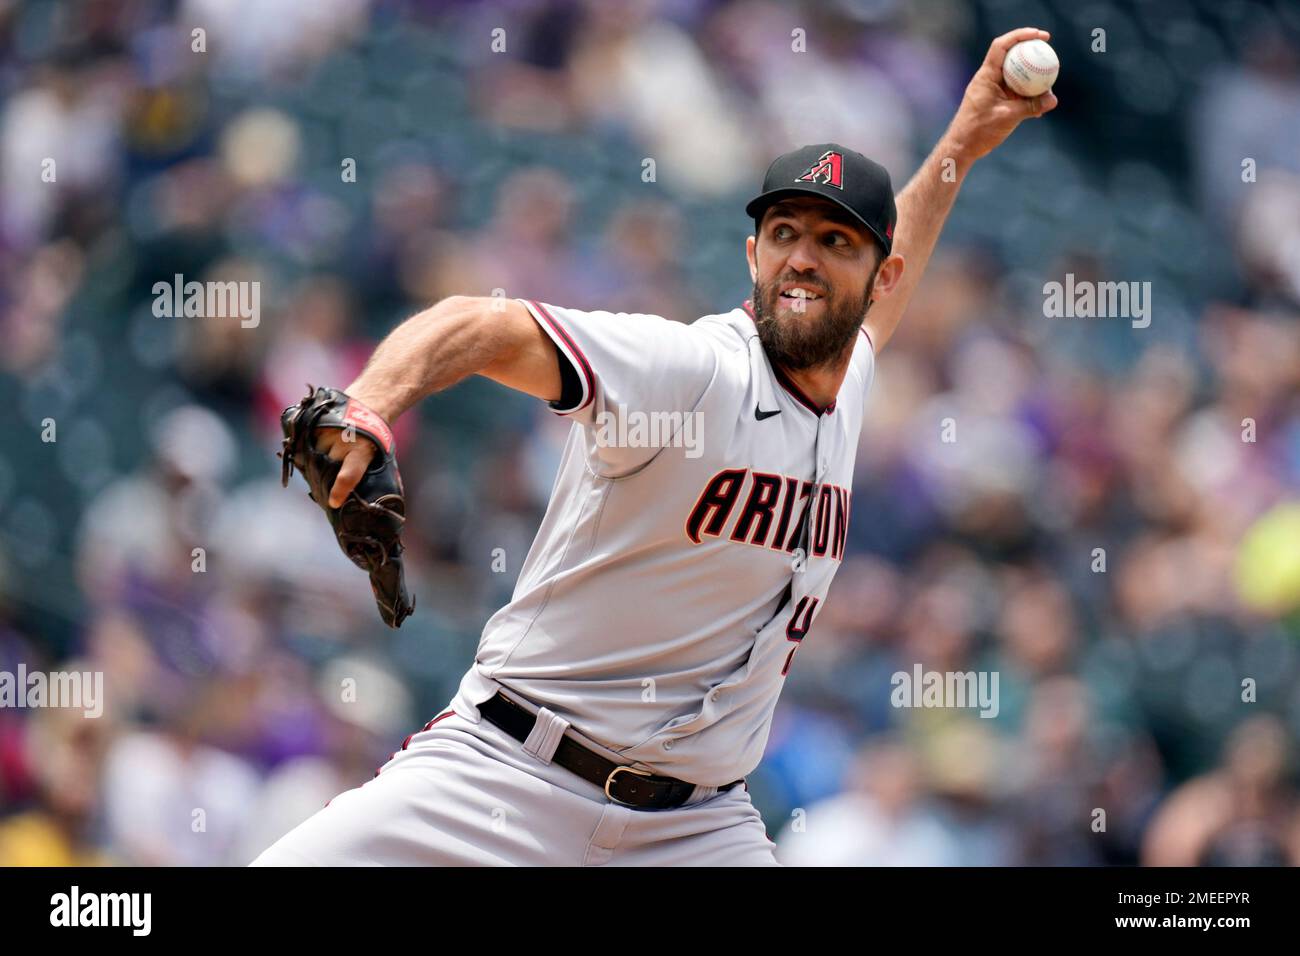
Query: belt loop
[[521, 706, 570, 766]]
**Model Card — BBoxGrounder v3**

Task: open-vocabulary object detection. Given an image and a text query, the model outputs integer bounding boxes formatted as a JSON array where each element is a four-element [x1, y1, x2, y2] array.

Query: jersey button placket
[[816, 415, 830, 479], [798, 417, 828, 570]]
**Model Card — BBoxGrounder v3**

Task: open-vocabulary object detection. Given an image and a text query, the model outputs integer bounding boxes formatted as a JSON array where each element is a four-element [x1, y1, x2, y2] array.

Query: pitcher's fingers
[[1012, 91, 1059, 118], [314, 428, 346, 459], [329, 445, 372, 507], [1032, 91, 1059, 115], [982, 27, 1051, 77]]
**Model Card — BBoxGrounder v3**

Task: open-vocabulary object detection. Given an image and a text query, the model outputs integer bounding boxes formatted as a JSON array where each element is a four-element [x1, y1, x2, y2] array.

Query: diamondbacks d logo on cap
[[796, 150, 843, 189]]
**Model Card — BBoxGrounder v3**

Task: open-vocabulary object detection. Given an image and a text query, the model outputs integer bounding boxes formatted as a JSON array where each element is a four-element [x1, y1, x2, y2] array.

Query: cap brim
[[745, 186, 890, 254]]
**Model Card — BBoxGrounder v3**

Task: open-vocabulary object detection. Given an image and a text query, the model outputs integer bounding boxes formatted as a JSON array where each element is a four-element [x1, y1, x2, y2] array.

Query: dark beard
[[751, 270, 876, 372]]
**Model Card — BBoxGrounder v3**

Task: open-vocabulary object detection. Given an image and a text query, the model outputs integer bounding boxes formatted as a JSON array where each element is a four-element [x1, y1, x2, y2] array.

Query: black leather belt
[[478, 691, 743, 811]]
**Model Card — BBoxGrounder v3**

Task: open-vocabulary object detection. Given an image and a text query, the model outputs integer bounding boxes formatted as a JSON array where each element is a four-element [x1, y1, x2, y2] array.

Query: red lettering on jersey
[[770, 477, 799, 552], [784, 481, 815, 553], [685, 469, 748, 544], [782, 595, 820, 676], [831, 486, 849, 559], [685, 471, 852, 563], [730, 472, 783, 545], [812, 485, 833, 557]]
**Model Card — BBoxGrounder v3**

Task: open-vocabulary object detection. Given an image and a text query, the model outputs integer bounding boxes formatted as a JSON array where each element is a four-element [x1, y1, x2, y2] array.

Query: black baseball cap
[[745, 143, 896, 256]]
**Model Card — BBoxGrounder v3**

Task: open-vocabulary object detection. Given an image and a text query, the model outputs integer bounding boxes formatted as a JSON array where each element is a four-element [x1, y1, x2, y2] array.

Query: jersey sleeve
[[519, 299, 719, 475]]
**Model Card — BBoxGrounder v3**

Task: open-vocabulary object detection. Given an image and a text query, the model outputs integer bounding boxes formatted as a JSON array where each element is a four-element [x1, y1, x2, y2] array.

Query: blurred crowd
[[1, 0, 1298, 866]]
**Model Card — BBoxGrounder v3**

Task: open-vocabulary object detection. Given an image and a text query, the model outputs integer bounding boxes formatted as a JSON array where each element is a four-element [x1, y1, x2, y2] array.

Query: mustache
[[770, 275, 830, 296]]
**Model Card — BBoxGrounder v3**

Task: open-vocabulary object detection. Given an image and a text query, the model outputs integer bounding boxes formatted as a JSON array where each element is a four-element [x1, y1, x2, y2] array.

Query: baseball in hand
[[1002, 39, 1059, 97]]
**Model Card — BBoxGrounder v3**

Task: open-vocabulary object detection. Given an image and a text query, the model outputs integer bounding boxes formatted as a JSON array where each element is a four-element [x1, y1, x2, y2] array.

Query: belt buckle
[[604, 765, 653, 806]]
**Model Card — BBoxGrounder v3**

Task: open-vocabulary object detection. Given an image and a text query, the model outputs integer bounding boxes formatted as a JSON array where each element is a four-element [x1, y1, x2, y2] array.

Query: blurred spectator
[[775, 737, 962, 866], [1143, 715, 1297, 866], [0, 674, 114, 867]]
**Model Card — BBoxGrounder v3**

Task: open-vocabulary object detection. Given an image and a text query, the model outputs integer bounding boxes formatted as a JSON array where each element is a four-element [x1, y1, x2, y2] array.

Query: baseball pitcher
[[254, 28, 1058, 866]]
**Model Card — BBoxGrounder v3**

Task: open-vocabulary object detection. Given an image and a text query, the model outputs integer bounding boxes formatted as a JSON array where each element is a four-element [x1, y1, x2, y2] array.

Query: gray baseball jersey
[[449, 299, 876, 786]]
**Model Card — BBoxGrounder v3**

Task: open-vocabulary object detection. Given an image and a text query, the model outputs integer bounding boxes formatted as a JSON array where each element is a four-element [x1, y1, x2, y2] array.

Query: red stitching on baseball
[[1012, 52, 1055, 75]]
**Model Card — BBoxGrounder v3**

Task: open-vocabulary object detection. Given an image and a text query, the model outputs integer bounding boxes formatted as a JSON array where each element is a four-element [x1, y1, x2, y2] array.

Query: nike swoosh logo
[[755, 406, 781, 421]]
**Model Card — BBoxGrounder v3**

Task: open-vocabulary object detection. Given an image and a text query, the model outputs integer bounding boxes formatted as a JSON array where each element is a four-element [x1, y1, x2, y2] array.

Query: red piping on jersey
[[741, 300, 837, 416], [529, 300, 595, 413], [401, 709, 458, 752], [422, 710, 458, 732], [772, 363, 836, 415], [859, 325, 875, 353], [373, 709, 458, 778]]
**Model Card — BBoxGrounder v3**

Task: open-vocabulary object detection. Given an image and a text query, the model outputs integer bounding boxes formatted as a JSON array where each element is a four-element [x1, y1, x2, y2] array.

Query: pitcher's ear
[[870, 252, 906, 302]]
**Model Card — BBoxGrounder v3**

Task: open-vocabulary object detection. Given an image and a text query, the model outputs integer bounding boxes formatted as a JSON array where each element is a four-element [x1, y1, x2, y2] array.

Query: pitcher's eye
[[773, 224, 793, 240]]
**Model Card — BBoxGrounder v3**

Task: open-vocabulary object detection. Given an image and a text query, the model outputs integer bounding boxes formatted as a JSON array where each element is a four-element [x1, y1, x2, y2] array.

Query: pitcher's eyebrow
[[765, 200, 864, 233]]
